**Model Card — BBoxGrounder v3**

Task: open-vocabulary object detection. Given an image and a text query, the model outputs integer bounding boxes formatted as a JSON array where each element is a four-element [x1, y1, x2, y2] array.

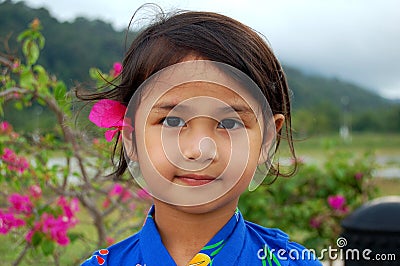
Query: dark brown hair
[[78, 8, 297, 180]]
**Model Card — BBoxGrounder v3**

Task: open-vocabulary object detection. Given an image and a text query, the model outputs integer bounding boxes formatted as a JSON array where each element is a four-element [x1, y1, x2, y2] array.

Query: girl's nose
[[180, 119, 217, 163]]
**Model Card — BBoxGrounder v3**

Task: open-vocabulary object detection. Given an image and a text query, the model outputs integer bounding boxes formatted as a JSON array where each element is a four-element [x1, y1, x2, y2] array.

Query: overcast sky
[[15, 0, 400, 99]]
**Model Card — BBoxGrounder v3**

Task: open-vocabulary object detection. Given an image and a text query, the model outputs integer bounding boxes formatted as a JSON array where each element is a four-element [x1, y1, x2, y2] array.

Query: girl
[[81, 8, 322, 266]]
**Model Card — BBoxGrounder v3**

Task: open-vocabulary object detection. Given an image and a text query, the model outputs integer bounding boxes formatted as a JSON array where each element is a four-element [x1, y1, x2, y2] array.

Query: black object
[[340, 196, 400, 265]]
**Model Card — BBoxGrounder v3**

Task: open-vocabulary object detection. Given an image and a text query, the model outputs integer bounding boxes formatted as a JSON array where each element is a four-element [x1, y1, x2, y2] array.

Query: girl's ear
[[258, 114, 285, 165], [122, 121, 138, 161], [273, 113, 285, 132]]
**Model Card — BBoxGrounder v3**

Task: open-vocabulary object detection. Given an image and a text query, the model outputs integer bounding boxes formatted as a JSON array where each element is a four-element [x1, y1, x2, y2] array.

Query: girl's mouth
[[174, 174, 216, 186]]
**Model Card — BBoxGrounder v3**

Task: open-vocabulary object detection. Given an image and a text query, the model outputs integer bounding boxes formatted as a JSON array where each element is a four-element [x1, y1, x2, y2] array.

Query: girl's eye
[[217, 119, 244, 130], [162, 116, 186, 127]]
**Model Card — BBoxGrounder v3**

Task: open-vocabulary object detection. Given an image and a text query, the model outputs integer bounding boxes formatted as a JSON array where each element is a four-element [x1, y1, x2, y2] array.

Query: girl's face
[[124, 60, 277, 211]]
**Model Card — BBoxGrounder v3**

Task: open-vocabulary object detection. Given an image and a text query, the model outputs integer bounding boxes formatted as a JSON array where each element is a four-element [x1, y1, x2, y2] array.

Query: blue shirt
[[82, 206, 322, 265]]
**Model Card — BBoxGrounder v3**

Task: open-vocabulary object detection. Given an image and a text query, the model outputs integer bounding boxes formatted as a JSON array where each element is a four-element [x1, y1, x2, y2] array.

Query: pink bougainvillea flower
[[354, 172, 363, 180], [29, 185, 42, 199], [102, 198, 111, 209], [106, 236, 116, 246], [129, 203, 136, 211], [0, 210, 26, 234], [24, 197, 79, 246], [1, 148, 29, 173], [92, 138, 100, 145], [41, 214, 70, 246], [136, 188, 152, 200], [25, 221, 42, 242], [25, 228, 34, 242], [121, 190, 133, 202], [89, 99, 127, 142], [40, 213, 76, 246], [108, 183, 132, 202], [12, 61, 20, 69], [8, 193, 33, 214], [57, 196, 79, 220], [103, 184, 134, 208], [70, 198, 80, 213], [309, 217, 321, 229], [0, 121, 12, 134], [112, 62, 123, 77], [327, 194, 347, 212], [109, 183, 124, 197]]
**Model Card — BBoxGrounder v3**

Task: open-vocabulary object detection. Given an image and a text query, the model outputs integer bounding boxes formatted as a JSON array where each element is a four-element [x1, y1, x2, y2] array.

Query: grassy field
[[294, 132, 400, 196], [292, 132, 400, 198], [292, 132, 400, 156]]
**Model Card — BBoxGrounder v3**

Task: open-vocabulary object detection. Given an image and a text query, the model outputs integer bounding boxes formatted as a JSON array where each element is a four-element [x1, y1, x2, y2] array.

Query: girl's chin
[[152, 191, 240, 215]]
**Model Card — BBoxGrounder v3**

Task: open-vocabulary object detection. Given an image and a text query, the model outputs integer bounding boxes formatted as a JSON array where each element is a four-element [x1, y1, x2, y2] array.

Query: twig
[[0, 54, 13, 67], [0, 87, 30, 98], [77, 193, 107, 246], [12, 243, 30, 266]]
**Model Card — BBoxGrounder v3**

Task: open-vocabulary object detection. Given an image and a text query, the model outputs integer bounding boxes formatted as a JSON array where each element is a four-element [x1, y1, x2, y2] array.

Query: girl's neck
[[153, 200, 238, 266]]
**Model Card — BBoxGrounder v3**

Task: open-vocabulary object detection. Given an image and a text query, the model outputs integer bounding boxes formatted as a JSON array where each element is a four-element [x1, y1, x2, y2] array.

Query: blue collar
[[139, 206, 285, 266]]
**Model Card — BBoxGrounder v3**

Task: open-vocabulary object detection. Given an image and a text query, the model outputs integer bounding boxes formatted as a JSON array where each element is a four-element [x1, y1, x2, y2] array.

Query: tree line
[[1, 0, 399, 134]]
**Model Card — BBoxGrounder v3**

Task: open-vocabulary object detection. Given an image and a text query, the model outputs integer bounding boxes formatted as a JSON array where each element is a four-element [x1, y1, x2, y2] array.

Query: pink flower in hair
[[89, 99, 127, 141]]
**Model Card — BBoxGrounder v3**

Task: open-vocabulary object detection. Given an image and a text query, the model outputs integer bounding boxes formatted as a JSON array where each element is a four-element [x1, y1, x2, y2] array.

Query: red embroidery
[[96, 255, 105, 265], [99, 249, 109, 255]]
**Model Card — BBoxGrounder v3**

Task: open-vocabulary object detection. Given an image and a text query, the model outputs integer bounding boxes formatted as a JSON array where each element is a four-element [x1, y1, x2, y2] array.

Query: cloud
[[19, 0, 400, 99]]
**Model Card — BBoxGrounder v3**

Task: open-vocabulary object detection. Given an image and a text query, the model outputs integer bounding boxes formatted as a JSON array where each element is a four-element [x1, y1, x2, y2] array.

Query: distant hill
[[0, 0, 127, 83], [1, 1, 399, 133], [284, 66, 390, 112]]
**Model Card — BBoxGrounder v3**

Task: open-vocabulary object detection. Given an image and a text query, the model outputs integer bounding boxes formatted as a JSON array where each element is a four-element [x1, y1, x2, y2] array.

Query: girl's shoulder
[[244, 220, 322, 265], [80, 232, 142, 266]]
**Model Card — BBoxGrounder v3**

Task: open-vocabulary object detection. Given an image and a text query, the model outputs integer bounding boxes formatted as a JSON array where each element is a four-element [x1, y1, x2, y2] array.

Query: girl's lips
[[175, 174, 216, 186]]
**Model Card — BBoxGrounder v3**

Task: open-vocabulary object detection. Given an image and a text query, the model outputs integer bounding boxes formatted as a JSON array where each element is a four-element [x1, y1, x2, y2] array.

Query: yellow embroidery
[[188, 253, 211, 266]]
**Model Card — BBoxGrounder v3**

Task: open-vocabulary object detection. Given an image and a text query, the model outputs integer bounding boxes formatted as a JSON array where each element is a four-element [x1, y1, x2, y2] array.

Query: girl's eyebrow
[[151, 102, 189, 112], [217, 104, 254, 115], [151, 101, 256, 117]]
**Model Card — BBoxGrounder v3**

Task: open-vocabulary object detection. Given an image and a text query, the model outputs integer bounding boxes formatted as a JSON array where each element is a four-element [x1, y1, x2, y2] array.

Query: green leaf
[[17, 29, 31, 42], [32, 231, 43, 247], [38, 35, 46, 49], [41, 238, 55, 256], [68, 232, 83, 243], [89, 67, 102, 80], [37, 98, 46, 106], [34, 65, 49, 87], [14, 101, 24, 110], [22, 39, 30, 58], [37, 205, 53, 216], [28, 42, 40, 65], [19, 67, 35, 89], [54, 81, 67, 102], [5, 78, 16, 89]]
